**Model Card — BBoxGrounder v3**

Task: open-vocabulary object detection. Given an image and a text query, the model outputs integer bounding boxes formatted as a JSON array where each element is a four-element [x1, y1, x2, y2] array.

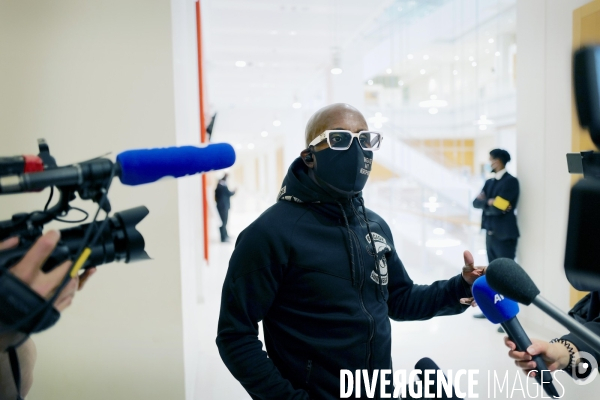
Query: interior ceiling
[[203, 0, 390, 111], [202, 0, 516, 145]]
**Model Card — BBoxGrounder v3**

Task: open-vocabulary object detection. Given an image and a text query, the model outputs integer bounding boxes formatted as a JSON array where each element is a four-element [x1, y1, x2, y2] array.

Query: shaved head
[[304, 103, 368, 147]]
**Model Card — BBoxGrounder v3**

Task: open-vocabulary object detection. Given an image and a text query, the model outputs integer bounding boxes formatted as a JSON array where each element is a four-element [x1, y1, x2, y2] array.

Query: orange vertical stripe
[[196, 0, 209, 263]]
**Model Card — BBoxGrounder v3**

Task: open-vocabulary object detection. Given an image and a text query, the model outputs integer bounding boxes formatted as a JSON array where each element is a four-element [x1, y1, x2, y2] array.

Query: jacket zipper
[[350, 229, 375, 370]]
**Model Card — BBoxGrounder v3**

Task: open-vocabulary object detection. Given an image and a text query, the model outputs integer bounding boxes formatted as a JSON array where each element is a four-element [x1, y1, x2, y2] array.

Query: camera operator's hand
[[1, 231, 96, 313]]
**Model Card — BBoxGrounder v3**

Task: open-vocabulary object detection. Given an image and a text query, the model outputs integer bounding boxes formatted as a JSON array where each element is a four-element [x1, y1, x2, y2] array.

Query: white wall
[[0, 1, 195, 398], [516, 0, 590, 335]]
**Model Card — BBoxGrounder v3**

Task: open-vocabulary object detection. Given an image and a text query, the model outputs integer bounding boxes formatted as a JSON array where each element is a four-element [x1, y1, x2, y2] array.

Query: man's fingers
[[30, 260, 72, 298], [53, 277, 78, 312], [508, 350, 532, 361], [78, 267, 96, 291], [515, 360, 537, 370], [10, 231, 60, 283], [0, 236, 19, 251], [463, 250, 474, 268], [526, 341, 547, 356], [504, 336, 516, 350]]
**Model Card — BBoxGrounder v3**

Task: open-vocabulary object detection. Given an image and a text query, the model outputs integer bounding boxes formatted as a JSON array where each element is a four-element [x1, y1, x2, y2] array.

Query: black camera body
[[565, 46, 600, 292]]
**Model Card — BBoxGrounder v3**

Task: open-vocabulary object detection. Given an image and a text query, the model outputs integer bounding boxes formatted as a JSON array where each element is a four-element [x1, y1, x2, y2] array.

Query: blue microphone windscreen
[[472, 275, 519, 324], [117, 143, 236, 186]]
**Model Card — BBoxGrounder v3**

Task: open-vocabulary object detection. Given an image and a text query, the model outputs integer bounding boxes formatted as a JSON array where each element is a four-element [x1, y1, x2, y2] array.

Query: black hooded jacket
[[216, 158, 472, 399]]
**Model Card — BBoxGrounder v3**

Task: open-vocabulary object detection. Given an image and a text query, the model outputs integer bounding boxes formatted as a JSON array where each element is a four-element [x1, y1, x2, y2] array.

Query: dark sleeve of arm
[[561, 317, 600, 364], [472, 182, 489, 209], [386, 249, 471, 321], [216, 225, 309, 400]]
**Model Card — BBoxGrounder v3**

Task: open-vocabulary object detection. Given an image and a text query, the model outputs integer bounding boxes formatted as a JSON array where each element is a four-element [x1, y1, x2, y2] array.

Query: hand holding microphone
[[504, 336, 574, 376], [472, 276, 560, 398]]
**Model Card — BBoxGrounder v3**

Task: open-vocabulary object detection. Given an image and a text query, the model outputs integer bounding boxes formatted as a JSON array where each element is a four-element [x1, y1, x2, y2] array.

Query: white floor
[[193, 203, 600, 400]]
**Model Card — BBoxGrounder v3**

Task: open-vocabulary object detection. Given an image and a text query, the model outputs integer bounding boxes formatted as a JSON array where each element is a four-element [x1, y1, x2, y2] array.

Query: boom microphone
[[116, 143, 235, 185], [472, 276, 559, 398], [486, 258, 600, 355], [0, 143, 236, 194]]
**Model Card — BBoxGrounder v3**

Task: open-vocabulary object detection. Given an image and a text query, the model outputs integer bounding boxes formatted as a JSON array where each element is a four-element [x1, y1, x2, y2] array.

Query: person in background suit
[[215, 173, 235, 243], [472, 149, 520, 325]]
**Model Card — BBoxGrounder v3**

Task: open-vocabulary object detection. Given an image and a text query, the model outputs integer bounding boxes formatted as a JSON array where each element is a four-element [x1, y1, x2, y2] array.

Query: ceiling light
[[420, 69, 426, 74], [273, 120, 281, 127], [488, 38, 495, 43], [386, 68, 392, 74], [433, 228, 445, 235], [423, 55, 429, 60], [367, 79, 373, 85], [247, 143, 255, 150], [331, 67, 342, 75], [407, 54, 414, 60], [368, 112, 388, 129], [454, 56, 460, 61], [398, 80, 404, 86], [235, 61, 247, 67], [495, 51, 501, 56], [475, 115, 494, 131], [261, 131, 269, 137], [472, 62, 477, 67], [292, 102, 302, 109], [468, 56, 474, 61]]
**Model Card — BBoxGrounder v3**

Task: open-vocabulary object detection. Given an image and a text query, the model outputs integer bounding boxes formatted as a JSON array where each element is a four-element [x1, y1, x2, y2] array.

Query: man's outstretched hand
[[460, 250, 486, 306]]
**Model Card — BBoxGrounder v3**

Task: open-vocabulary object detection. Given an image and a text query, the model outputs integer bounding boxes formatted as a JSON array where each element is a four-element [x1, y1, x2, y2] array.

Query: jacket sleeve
[[216, 222, 309, 400], [385, 248, 471, 321], [473, 182, 489, 209]]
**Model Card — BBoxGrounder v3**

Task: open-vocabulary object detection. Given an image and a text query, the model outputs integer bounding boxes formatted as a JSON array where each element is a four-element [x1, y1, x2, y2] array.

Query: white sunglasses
[[308, 130, 383, 151]]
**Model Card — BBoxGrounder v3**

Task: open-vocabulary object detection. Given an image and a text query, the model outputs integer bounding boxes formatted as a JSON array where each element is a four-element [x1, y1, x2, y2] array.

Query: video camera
[[0, 139, 235, 333], [0, 140, 149, 273], [565, 45, 600, 292]]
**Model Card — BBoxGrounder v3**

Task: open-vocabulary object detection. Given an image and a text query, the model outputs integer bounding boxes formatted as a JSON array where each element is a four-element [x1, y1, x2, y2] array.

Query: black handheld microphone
[[486, 258, 600, 355], [472, 276, 559, 398], [412, 357, 462, 399]]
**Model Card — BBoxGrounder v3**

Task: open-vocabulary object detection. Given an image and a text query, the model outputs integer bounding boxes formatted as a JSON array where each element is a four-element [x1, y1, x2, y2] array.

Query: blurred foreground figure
[[215, 173, 235, 243], [216, 103, 485, 399]]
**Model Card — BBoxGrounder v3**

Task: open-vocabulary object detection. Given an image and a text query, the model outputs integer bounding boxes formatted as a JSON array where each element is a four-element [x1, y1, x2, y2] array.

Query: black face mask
[[312, 139, 373, 195]]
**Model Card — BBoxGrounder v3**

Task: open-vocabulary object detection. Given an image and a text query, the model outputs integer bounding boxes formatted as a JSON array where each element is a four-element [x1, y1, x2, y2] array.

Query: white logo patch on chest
[[366, 233, 390, 285]]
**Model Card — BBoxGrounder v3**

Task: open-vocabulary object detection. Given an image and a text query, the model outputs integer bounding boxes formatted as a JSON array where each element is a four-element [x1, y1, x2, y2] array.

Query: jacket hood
[[277, 157, 362, 205]]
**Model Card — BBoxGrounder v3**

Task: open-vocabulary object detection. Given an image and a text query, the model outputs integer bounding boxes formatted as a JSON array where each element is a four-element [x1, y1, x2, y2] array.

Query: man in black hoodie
[[216, 103, 485, 399]]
